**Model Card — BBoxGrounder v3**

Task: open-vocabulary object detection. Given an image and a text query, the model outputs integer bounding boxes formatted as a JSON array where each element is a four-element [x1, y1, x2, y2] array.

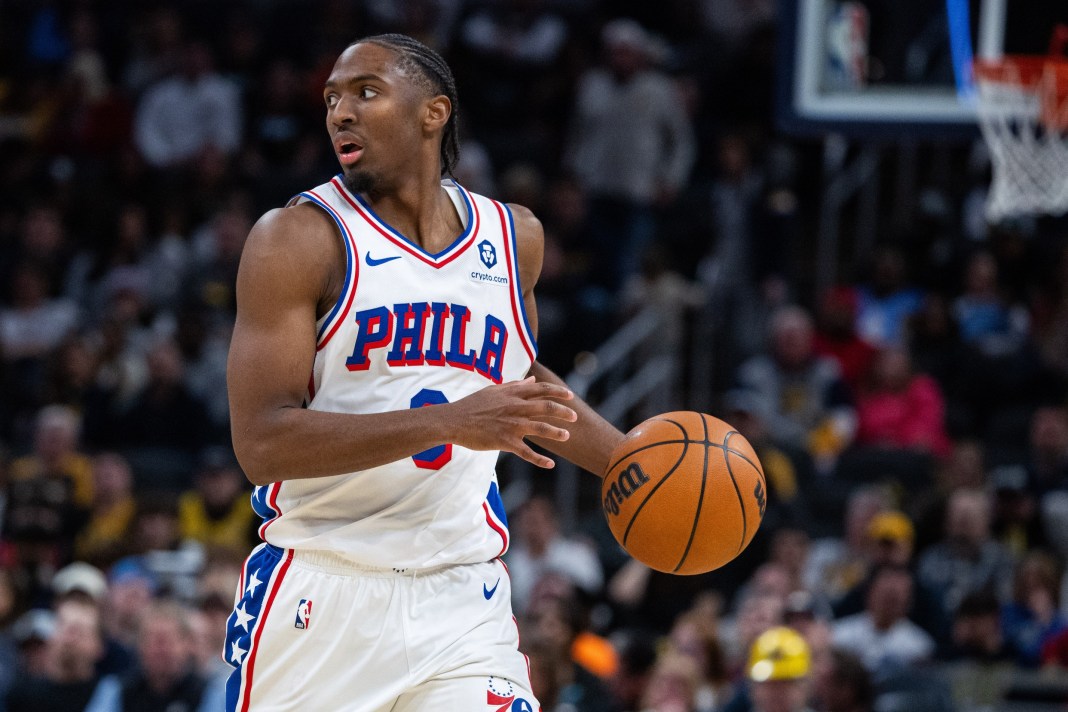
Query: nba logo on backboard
[[478, 240, 497, 269], [294, 599, 312, 630]]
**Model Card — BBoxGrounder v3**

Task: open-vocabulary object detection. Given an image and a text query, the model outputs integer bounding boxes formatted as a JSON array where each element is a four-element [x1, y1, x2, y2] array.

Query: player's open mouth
[[335, 138, 364, 166]]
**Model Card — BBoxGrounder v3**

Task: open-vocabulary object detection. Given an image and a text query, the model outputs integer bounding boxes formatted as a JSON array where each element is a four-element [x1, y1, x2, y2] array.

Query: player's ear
[[424, 95, 451, 133]]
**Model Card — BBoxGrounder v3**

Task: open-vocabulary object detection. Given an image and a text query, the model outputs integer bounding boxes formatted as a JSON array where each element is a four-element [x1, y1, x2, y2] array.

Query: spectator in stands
[[74, 452, 137, 567], [41, 334, 99, 413], [811, 648, 873, 712], [952, 250, 1027, 351], [0, 261, 74, 371], [721, 591, 785, 679], [831, 565, 935, 677], [9, 609, 56, 679], [187, 203, 251, 319], [735, 306, 856, 469], [667, 601, 732, 711], [608, 631, 658, 712], [0, 264, 79, 407], [745, 626, 814, 712], [942, 591, 1015, 710], [990, 464, 1047, 557], [1028, 406, 1068, 495], [243, 57, 321, 205], [133, 40, 242, 169], [455, 0, 571, 173], [621, 244, 706, 415], [905, 294, 965, 400], [116, 495, 203, 602], [112, 337, 211, 487], [639, 650, 703, 712], [833, 511, 948, 647], [1001, 550, 1066, 667], [804, 487, 891, 605], [946, 590, 1009, 661], [724, 391, 813, 528], [85, 600, 207, 712], [854, 347, 952, 459], [78, 203, 155, 317], [505, 495, 603, 616], [565, 18, 696, 288], [174, 306, 231, 433], [917, 488, 1014, 616], [178, 446, 256, 551], [4, 597, 104, 712], [854, 246, 923, 348], [4, 409, 91, 593], [813, 287, 876, 393], [103, 563, 155, 655], [523, 592, 617, 712], [8, 404, 92, 508], [909, 439, 986, 552]]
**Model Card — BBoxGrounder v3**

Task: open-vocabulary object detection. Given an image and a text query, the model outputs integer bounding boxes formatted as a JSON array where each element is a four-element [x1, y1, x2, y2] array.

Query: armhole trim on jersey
[[495, 200, 538, 362], [300, 190, 360, 352]]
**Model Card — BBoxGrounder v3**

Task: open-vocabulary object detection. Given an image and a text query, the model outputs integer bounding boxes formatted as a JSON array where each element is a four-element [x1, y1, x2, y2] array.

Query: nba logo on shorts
[[294, 599, 312, 630]]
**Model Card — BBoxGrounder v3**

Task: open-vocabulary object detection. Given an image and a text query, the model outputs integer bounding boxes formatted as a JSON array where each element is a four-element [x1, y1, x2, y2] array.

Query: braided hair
[[351, 34, 460, 177]]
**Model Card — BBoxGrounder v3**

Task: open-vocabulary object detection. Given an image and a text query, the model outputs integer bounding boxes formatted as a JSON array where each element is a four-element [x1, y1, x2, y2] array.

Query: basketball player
[[224, 34, 625, 711]]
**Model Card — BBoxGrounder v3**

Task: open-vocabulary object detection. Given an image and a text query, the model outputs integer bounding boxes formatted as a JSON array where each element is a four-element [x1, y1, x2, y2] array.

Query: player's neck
[[363, 169, 461, 253]]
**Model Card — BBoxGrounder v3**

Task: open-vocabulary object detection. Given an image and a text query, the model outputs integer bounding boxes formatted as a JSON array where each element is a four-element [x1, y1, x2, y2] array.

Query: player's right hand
[[446, 377, 577, 468]]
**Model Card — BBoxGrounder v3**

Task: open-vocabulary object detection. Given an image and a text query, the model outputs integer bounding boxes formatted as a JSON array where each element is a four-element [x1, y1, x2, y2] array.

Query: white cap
[[53, 562, 108, 601]]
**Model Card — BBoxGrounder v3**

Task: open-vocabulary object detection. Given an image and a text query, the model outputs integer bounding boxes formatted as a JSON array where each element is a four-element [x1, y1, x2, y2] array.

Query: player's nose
[[330, 95, 359, 125]]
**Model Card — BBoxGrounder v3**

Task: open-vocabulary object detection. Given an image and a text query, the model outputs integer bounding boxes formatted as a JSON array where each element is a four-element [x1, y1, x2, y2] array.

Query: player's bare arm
[[228, 203, 576, 485], [509, 203, 627, 478]]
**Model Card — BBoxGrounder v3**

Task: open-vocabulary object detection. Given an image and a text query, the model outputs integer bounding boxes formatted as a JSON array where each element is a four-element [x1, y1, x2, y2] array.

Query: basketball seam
[[721, 429, 748, 555], [619, 419, 690, 547], [608, 439, 755, 471], [672, 413, 710, 573]]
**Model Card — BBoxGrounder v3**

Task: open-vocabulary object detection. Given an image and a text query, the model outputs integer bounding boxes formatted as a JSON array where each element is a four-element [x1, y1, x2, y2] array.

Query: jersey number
[[410, 388, 452, 470]]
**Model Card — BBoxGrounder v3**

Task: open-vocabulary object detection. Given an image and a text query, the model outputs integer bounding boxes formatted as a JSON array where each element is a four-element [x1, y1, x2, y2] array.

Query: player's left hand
[[442, 377, 577, 468]]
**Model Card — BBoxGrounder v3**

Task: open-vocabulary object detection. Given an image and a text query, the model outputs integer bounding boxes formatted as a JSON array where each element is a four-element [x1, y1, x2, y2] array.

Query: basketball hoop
[[973, 28, 1068, 221]]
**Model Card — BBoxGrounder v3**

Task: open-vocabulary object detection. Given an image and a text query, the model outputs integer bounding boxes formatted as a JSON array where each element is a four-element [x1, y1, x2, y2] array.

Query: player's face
[[324, 43, 426, 193]]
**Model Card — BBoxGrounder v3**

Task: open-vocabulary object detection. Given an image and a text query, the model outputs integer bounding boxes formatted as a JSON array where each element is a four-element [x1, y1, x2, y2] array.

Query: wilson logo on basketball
[[754, 480, 766, 518], [603, 462, 651, 517]]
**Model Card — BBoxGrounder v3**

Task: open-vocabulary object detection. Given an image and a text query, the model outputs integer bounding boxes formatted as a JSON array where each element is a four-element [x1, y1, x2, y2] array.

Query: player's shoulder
[[503, 203, 544, 287], [245, 202, 337, 258], [504, 203, 544, 245], [239, 202, 341, 285]]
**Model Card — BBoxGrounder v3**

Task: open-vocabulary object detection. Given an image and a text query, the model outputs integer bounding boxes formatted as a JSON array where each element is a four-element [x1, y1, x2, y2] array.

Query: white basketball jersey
[[251, 176, 537, 569]]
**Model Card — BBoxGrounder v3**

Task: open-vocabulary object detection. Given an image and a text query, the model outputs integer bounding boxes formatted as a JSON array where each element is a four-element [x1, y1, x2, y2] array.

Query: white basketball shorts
[[222, 544, 539, 712]]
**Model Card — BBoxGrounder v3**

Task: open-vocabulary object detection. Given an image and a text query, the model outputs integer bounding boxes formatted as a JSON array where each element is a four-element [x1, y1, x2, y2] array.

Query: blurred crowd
[[1, 1, 1068, 711]]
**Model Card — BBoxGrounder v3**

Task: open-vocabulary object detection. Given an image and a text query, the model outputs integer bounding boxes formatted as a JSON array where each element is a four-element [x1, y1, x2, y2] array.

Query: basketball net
[[974, 26, 1068, 221]]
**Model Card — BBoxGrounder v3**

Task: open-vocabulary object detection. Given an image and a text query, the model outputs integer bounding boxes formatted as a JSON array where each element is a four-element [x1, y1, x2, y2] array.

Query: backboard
[[776, 0, 1068, 139]]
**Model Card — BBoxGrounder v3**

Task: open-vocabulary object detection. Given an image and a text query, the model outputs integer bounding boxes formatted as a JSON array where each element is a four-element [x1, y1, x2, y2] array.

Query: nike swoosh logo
[[483, 578, 501, 600], [365, 251, 401, 267]]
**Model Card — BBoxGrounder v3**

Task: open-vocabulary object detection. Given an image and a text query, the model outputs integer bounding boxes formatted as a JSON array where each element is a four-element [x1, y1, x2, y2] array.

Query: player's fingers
[[512, 442, 555, 469], [530, 420, 570, 441], [529, 399, 577, 422], [519, 380, 574, 401]]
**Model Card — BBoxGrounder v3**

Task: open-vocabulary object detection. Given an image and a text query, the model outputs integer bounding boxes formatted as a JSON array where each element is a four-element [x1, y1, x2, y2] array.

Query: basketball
[[602, 411, 766, 575]]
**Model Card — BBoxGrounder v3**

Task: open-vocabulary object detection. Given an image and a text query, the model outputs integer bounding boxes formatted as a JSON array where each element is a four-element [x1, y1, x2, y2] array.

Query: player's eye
[[360, 87, 378, 100], [325, 94, 339, 108]]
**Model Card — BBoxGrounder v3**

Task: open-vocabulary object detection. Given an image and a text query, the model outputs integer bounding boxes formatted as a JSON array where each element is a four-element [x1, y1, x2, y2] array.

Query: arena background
[[1, 1, 1068, 711]]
